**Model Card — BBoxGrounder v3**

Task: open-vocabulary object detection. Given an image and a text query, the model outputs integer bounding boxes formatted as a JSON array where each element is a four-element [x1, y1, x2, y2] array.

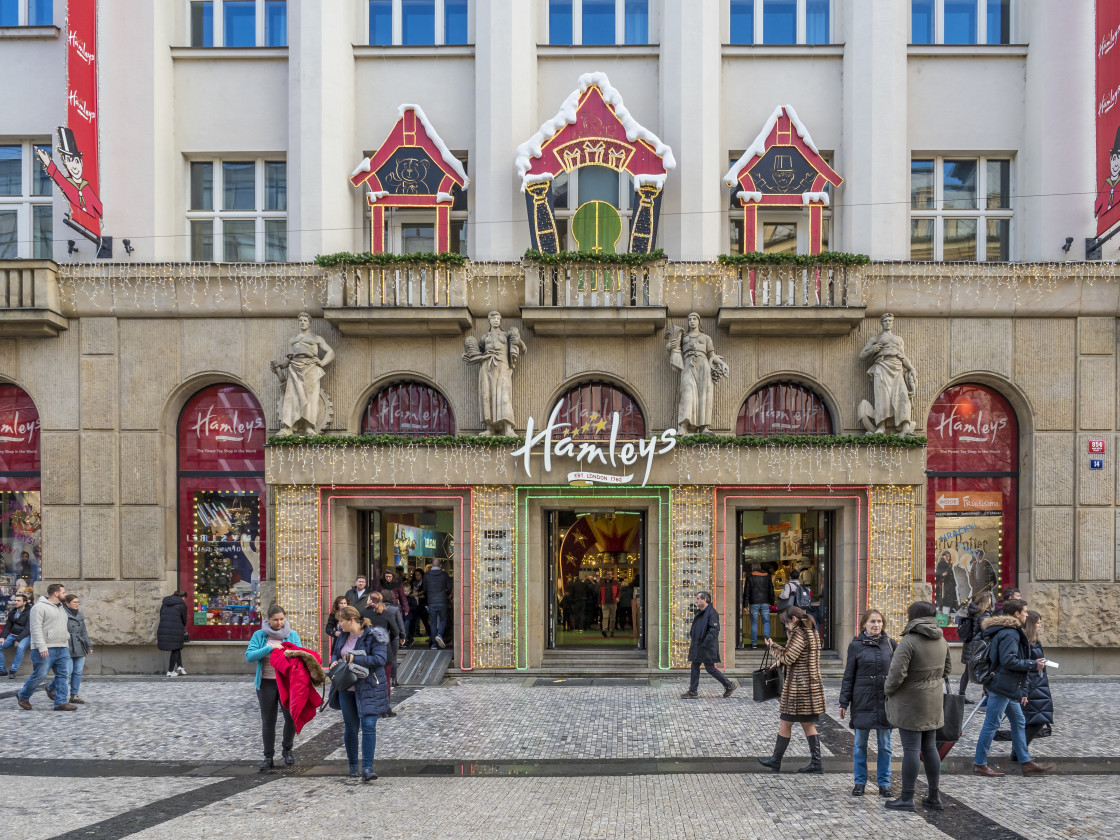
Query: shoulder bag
[[751, 646, 784, 703], [936, 678, 966, 742]]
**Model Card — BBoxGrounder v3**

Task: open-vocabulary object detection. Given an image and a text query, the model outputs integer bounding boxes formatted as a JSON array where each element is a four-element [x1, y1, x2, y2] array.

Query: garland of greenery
[[523, 249, 666, 266], [268, 432, 924, 448], [314, 251, 468, 268], [717, 252, 870, 267]]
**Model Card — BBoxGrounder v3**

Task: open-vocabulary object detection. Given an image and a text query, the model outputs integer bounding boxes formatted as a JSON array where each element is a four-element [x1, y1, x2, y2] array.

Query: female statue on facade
[[270, 312, 335, 436], [857, 312, 917, 435], [665, 313, 729, 435], [463, 311, 527, 437]]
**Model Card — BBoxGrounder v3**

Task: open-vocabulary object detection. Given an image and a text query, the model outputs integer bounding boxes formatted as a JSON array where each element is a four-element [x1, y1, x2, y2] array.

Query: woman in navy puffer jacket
[[328, 605, 389, 782]]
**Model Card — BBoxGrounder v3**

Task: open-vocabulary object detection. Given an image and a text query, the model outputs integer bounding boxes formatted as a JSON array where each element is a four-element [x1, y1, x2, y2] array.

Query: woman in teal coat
[[245, 604, 302, 771]]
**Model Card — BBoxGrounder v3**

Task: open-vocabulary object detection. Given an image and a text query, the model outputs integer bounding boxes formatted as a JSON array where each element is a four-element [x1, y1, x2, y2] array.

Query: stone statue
[[857, 312, 917, 435], [463, 311, 527, 437], [665, 313, 729, 435], [270, 312, 335, 435]]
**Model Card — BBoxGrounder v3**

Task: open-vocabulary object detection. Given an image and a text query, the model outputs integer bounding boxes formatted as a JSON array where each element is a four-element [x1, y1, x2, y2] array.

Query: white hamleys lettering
[[512, 402, 677, 487], [935, 405, 1007, 445], [68, 29, 96, 65], [0, 411, 40, 444], [192, 405, 263, 443], [67, 91, 96, 123], [1100, 23, 1120, 59]]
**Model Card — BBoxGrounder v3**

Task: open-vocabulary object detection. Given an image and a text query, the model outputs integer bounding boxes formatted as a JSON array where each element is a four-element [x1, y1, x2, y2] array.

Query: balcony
[[716, 262, 865, 336], [323, 263, 472, 336], [0, 261, 68, 337], [520, 258, 668, 336]]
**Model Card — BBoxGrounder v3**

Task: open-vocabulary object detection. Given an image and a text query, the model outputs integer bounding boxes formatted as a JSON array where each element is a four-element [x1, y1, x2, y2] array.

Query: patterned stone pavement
[[1, 675, 1116, 839]]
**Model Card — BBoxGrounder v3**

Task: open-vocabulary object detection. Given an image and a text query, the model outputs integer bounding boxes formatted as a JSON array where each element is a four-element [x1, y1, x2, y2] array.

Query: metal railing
[[327, 264, 467, 308], [523, 259, 665, 307], [720, 263, 861, 308]]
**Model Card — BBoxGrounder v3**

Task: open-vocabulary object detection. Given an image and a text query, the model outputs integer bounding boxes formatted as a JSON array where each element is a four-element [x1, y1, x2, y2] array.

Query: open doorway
[[547, 510, 645, 650]]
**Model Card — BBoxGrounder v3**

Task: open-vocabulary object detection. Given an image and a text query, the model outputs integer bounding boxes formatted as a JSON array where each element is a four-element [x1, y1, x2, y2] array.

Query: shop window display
[[177, 385, 267, 641], [0, 385, 40, 624]]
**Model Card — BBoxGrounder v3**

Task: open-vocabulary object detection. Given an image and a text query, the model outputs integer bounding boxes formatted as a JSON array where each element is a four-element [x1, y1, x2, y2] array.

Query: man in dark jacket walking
[[744, 563, 774, 649], [344, 576, 372, 611], [681, 592, 735, 699], [972, 599, 1050, 777], [1, 593, 32, 677], [423, 560, 452, 649]]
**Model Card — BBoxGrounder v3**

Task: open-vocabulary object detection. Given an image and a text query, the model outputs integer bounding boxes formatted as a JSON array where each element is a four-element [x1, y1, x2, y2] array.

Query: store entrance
[[547, 510, 645, 649], [737, 510, 833, 650]]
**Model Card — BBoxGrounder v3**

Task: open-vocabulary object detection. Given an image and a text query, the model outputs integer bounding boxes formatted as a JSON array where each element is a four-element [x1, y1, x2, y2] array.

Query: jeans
[[689, 660, 731, 692], [749, 603, 770, 645], [974, 690, 1031, 766], [256, 678, 295, 758], [853, 728, 893, 786], [1, 635, 30, 672], [69, 656, 85, 697], [899, 728, 939, 794], [338, 689, 378, 771], [18, 646, 72, 703], [428, 605, 447, 642]]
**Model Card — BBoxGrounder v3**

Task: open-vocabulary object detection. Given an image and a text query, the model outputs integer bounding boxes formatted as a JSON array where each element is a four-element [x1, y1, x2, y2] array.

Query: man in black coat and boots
[[681, 592, 736, 699]]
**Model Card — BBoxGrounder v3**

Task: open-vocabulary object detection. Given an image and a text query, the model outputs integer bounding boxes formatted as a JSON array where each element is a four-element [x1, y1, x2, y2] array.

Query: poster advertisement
[[0, 491, 40, 620], [189, 490, 261, 627], [932, 513, 1002, 623], [1097, 0, 1120, 235], [389, 523, 452, 568]]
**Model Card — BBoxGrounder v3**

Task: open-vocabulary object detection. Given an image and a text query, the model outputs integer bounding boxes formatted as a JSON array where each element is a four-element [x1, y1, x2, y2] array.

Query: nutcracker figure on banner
[[36, 128, 103, 244], [723, 105, 842, 262], [349, 104, 469, 255], [515, 72, 676, 254]]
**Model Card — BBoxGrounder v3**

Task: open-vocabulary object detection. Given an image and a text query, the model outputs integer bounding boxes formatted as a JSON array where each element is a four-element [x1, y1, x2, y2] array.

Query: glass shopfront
[[0, 385, 41, 622], [177, 384, 267, 641], [737, 509, 833, 649]]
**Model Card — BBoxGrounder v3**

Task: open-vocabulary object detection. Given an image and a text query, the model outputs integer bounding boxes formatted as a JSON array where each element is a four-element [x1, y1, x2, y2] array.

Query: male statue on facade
[[270, 312, 335, 436], [463, 311, 527, 437], [665, 313, 729, 435], [857, 312, 917, 435]]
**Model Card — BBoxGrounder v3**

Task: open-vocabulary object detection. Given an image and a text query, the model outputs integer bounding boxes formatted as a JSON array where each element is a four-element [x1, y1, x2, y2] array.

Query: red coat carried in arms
[[270, 642, 327, 734]]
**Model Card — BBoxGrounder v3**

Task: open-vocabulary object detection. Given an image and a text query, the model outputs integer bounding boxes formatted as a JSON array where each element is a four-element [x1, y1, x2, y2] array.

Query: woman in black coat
[[157, 591, 189, 677], [956, 591, 992, 699], [998, 610, 1053, 761], [838, 608, 895, 797]]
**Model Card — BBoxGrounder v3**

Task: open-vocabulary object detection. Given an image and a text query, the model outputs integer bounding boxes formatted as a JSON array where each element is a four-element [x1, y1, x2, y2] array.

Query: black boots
[[258, 757, 274, 772], [758, 735, 790, 772], [921, 790, 944, 810], [282, 749, 294, 766], [797, 734, 823, 774], [885, 792, 916, 811]]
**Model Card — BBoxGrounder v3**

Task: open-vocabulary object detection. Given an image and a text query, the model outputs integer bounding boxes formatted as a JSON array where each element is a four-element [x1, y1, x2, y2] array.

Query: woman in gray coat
[[883, 601, 952, 812]]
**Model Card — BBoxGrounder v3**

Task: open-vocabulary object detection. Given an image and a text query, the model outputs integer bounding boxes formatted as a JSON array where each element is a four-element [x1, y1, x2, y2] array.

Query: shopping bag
[[751, 647, 783, 703], [935, 678, 966, 742]]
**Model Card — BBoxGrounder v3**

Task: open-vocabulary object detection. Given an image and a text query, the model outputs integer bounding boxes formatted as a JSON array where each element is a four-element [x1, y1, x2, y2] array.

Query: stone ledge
[[0, 307, 68, 337], [323, 306, 473, 336], [521, 306, 668, 336], [717, 306, 865, 336]]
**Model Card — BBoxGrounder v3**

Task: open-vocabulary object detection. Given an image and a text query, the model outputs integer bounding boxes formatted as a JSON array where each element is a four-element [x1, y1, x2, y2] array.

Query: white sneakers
[[166, 671, 177, 677], [176, 666, 187, 676]]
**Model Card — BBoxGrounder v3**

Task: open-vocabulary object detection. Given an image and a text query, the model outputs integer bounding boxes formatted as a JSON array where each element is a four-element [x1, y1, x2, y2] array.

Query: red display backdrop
[[926, 384, 1019, 639], [177, 385, 266, 641], [736, 381, 833, 435], [0, 385, 41, 484], [1097, 1, 1120, 235], [553, 381, 645, 441], [362, 382, 454, 436]]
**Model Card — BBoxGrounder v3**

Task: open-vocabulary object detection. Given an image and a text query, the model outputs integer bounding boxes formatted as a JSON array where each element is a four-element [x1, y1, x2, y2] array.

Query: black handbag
[[326, 659, 360, 692], [752, 647, 784, 703], [936, 678, 966, 742]]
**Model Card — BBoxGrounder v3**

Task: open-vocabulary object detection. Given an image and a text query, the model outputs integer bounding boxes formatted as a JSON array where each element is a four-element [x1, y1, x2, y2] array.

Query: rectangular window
[[450, 218, 467, 255], [32, 204, 51, 259], [730, 0, 754, 45], [805, 0, 829, 45], [188, 158, 286, 262], [910, 155, 1012, 261], [190, 0, 287, 47], [582, 0, 615, 45], [0, 210, 16, 260], [986, 0, 1010, 44], [623, 0, 648, 45], [0, 142, 54, 259], [29, 0, 51, 25], [445, 0, 468, 45], [915, 0, 1009, 45], [911, 0, 934, 43], [762, 0, 796, 45], [191, 1, 214, 47], [401, 222, 436, 254], [369, 0, 392, 44], [264, 0, 286, 47], [549, 0, 573, 44], [0, 146, 20, 196], [943, 0, 977, 44], [370, 0, 467, 46], [0, 0, 18, 26], [223, 0, 256, 47], [401, 0, 435, 46]]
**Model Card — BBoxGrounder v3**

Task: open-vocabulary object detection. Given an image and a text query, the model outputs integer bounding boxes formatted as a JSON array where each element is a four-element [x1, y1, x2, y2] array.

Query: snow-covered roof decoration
[[515, 71, 676, 191], [350, 103, 469, 193], [722, 104, 840, 191]]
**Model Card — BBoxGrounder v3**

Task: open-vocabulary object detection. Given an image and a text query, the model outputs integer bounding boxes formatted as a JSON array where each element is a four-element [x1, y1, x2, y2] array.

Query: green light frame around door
[[516, 486, 672, 670]]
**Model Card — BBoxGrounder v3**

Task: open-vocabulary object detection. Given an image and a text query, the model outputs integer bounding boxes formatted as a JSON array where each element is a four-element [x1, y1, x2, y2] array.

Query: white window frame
[[551, 168, 633, 252], [546, 0, 649, 46], [367, 0, 472, 46], [911, 0, 1014, 45], [362, 151, 470, 255], [186, 157, 286, 263], [188, 0, 285, 47], [909, 154, 1014, 262], [725, 0, 832, 46], [0, 141, 53, 260]]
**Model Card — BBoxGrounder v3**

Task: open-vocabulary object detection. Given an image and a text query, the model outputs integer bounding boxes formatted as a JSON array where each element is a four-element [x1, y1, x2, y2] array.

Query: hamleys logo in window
[[0, 412, 40, 445], [191, 405, 263, 444]]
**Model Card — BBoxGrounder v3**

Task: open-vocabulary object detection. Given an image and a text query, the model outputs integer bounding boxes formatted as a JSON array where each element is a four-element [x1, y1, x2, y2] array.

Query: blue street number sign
[[1090, 458, 1104, 470]]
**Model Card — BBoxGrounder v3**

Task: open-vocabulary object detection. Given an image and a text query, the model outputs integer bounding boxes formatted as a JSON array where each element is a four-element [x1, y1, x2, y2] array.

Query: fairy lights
[[868, 485, 918, 635], [472, 486, 516, 669], [274, 484, 320, 653], [670, 486, 713, 669]]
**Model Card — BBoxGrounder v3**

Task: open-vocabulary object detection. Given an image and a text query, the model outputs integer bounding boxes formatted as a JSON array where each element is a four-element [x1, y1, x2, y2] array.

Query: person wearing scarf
[[245, 605, 302, 771], [838, 609, 896, 797]]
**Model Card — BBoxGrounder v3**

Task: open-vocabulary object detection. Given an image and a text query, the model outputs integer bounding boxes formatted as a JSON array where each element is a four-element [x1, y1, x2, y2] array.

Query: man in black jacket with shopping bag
[[681, 592, 736, 699]]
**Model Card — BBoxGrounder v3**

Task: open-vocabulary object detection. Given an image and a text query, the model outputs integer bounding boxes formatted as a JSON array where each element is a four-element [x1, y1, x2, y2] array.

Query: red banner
[[1097, 1, 1120, 235]]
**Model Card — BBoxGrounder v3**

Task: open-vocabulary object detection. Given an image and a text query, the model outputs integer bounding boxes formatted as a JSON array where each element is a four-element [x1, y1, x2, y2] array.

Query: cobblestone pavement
[[1, 675, 1116, 839]]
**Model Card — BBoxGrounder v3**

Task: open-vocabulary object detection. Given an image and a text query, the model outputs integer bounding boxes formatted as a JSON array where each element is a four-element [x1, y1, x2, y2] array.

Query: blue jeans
[[974, 690, 1031, 766], [853, 728, 893, 786], [749, 603, 770, 644], [70, 656, 85, 696], [18, 647, 72, 703], [428, 605, 447, 642], [2, 635, 30, 672], [338, 690, 378, 772]]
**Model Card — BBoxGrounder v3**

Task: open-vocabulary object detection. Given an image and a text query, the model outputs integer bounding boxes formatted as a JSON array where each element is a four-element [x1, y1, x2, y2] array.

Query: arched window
[[362, 381, 454, 436], [553, 380, 645, 440], [925, 384, 1019, 641], [177, 384, 266, 642], [0, 384, 42, 595], [736, 381, 833, 435]]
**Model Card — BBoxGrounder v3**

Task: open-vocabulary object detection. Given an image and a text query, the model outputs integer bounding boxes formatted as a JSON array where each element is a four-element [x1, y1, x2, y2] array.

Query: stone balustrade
[[0, 259, 68, 336]]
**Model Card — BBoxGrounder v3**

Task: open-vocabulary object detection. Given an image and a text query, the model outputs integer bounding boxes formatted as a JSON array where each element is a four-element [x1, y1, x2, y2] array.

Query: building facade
[[1, 0, 1117, 674]]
